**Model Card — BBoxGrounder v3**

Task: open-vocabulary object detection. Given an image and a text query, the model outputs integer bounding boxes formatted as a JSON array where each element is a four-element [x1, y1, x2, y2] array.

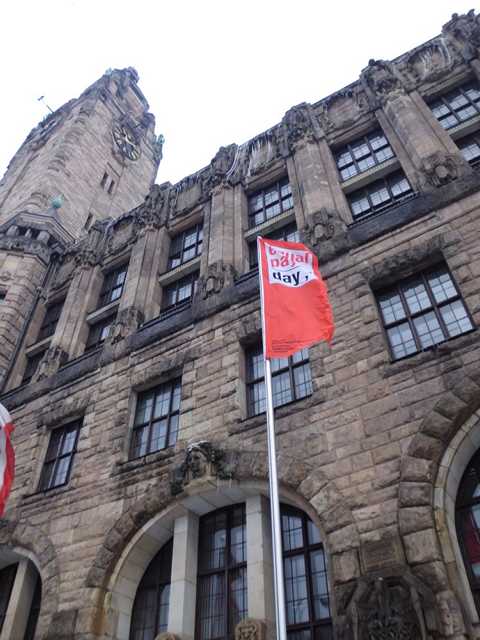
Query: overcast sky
[[0, 1, 476, 186]]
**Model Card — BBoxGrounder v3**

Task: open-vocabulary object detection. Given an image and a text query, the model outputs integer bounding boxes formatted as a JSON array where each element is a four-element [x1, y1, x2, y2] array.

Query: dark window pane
[[98, 265, 128, 308], [248, 179, 293, 227], [167, 224, 203, 270], [335, 130, 395, 182], [38, 421, 81, 491]]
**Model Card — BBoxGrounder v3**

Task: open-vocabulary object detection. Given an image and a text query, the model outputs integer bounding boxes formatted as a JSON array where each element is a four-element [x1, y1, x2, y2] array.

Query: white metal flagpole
[[257, 237, 288, 640]]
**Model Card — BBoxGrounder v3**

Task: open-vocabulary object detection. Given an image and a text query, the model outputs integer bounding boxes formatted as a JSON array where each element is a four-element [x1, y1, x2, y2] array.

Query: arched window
[[196, 504, 247, 640], [130, 539, 173, 640], [281, 506, 332, 640], [456, 449, 480, 612]]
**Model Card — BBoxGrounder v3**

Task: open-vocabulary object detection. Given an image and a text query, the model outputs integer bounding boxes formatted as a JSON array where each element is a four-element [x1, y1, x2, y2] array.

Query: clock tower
[[0, 68, 161, 387], [0, 67, 162, 239]]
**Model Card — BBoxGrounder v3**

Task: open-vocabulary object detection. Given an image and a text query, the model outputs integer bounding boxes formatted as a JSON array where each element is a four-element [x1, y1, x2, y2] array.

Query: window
[[0, 564, 17, 633], [456, 449, 480, 614], [196, 505, 247, 640], [85, 314, 115, 352], [130, 540, 172, 640], [246, 345, 313, 417], [430, 82, 480, 130], [347, 171, 413, 220], [377, 264, 474, 361], [168, 224, 203, 270], [22, 349, 46, 384], [0, 292, 5, 303], [248, 178, 293, 228], [248, 223, 299, 269], [100, 172, 108, 188], [161, 271, 198, 312], [457, 132, 480, 166], [335, 130, 395, 182], [38, 420, 81, 491], [98, 264, 128, 308], [130, 380, 181, 459], [282, 507, 332, 640], [38, 299, 64, 342]]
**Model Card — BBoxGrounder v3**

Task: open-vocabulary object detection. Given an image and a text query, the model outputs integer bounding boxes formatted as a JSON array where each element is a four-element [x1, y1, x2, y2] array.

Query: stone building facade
[[2, 10, 480, 640]]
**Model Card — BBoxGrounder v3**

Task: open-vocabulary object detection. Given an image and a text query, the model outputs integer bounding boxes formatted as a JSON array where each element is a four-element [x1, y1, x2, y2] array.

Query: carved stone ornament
[[108, 307, 144, 344], [361, 59, 406, 106], [405, 39, 455, 86], [51, 254, 76, 290], [420, 151, 468, 189], [442, 9, 480, 62], [199, 261, 236, 299], [135, 183, 169, 229], [282, 102, 321, 150], [234, 618, 266, 640], [106, 217, 136, 255], [337, 573, 439, 640], [34, 347, 68, 382], [317, 87, 369, 134], [203, 144, 238, 191], [170, 441, 236, 495], [304, 208, 351, 264]]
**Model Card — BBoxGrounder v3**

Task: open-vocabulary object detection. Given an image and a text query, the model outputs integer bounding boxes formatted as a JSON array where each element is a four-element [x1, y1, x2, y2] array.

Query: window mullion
[[397, 285, 422, 352]]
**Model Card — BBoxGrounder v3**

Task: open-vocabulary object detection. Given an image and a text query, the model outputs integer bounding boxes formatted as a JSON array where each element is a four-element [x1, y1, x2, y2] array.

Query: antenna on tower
[[37, 96, 54, 114]]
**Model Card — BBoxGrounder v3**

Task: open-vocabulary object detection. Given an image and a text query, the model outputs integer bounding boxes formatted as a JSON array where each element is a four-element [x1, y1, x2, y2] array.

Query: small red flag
[[258, 237, 334, 359], [0, 402, 15, 517]]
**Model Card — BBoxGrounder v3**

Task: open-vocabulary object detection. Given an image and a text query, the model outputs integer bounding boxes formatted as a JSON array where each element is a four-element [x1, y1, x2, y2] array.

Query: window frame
[[167, 223, 203, 271], [347, 170, 413, 220], [457, 131, 480, 166], [97, 264, 128, 309], [430, 81, 480, 131], [22, 349, 47, 384], [129, 379, 182, 459], [376, 264, 475, 362], [248, 178, 293, 229], [84, 313, 116, 352], [281, 505, 332, 639], [196, 504, 248, 640], [246, 344, 313, 417], [37, 299, 64, 342], [161, 271, 199, 313], [456, 449, 480, 615], [334, 129, 395, 182], [38, 420, 82, 492], [129, 539, 173, 639]]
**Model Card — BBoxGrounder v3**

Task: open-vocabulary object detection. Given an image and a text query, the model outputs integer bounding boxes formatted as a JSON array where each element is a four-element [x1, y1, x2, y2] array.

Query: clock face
[[112, 123, 141, 161]]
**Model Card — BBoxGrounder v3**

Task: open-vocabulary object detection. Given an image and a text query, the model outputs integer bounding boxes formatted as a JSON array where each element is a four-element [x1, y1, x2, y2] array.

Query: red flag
[[0, 402, 15, 517], [258, 237, 334, 359]]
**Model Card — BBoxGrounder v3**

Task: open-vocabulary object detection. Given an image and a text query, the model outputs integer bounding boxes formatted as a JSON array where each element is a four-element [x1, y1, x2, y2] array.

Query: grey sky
[[0, 1, 476, 186]]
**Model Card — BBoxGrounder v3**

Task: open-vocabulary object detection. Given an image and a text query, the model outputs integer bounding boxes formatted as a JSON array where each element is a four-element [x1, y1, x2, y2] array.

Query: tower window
[[100, 172, 109, 188], [108, 179, 115, 195], [376, 264, 474, 361]]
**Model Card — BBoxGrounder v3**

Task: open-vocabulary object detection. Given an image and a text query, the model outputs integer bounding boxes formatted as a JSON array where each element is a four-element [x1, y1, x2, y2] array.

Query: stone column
[[50, 259, 103, 360], [117, 225, 166, 326], [246, 495, 275, 631], [168, 510, 199, 640], [0, 559, 38, 640]]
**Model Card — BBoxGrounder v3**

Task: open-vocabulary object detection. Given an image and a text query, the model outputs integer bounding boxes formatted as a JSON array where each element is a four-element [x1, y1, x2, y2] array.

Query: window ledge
[[112, 447, 176, 475], [21, 483, 73, 504], [341, 157, 400, 194], [159, 256, 201, 285], [383, 328, 478, 378], [449, 114, 480, 141], [230, 394, 315, 435], [25, 336, 52, 355], [87, 301, 119, 324]]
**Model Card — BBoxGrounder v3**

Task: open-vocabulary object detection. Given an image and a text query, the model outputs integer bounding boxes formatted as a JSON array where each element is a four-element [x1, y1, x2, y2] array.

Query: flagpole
[[257, 237, 288, 640]]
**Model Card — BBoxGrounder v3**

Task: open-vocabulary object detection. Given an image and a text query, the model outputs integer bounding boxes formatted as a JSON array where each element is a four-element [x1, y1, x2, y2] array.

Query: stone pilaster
[[168, 510, 199, 640]]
